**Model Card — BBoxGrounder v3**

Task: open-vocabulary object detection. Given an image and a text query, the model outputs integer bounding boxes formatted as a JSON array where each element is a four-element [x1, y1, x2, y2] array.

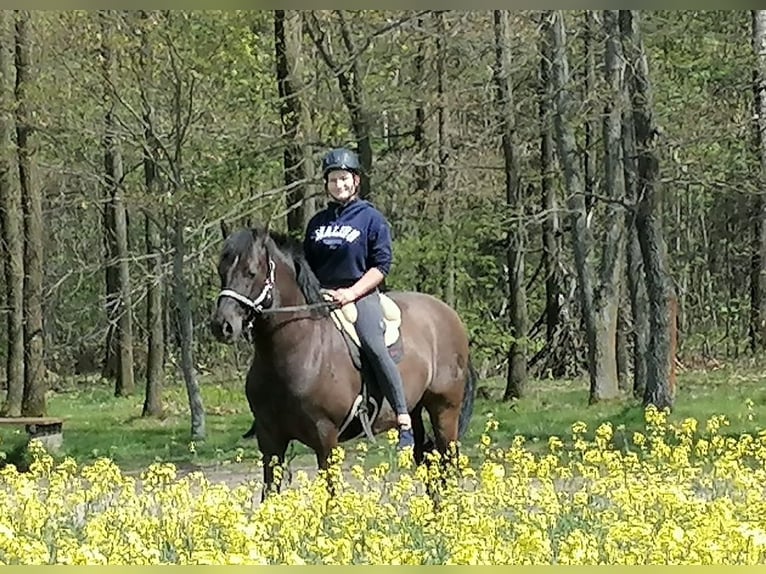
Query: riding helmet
[[322, 147, 361, 178]]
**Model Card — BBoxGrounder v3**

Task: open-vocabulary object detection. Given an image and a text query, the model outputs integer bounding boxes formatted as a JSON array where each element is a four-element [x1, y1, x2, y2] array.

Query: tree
[[164, 12, 205, 439], [492, 9, 528, 400], [591, 9, 628, 403], [0, 10, 22, 416], [304, 11, 373, 198], [434, 11, 455, 307], [274, 10, 316, 236], [531, 10, 582, 380], [99, 10, 135, 397], [583, 11, 597, 216], [550, 12, 624, 404], [621, 18, 649, 398], [16, 10, 46, 416], [750, 10, 766, 353], [549, 10, 596, 387], [620, 10, 676, 410], [138, 9, 164, 417]]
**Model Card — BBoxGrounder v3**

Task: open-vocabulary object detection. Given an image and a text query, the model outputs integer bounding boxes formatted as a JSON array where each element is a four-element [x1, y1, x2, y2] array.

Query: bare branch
[[336, 10, 357, 56]]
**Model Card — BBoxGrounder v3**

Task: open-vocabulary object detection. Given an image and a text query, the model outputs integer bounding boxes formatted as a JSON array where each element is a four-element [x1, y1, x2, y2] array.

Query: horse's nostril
[[222, 321, 233, 337]]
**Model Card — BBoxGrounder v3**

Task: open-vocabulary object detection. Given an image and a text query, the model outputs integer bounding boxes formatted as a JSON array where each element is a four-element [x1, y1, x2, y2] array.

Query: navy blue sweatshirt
[[303, 199, 393, 288]]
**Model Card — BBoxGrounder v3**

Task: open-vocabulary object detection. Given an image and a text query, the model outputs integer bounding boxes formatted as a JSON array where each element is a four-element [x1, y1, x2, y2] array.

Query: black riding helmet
[[322, 147, 360, 179]]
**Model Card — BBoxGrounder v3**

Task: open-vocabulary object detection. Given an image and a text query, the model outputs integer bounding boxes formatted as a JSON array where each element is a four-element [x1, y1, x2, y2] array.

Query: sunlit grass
[[2, 363, 766, 475]]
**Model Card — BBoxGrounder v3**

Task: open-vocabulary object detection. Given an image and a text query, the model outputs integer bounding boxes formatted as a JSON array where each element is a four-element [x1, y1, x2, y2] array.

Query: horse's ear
[[220, 219, 230, 240]]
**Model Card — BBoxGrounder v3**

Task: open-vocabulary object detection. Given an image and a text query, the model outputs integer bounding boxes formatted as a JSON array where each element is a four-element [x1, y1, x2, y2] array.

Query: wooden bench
[[0, 417, 64, 452]]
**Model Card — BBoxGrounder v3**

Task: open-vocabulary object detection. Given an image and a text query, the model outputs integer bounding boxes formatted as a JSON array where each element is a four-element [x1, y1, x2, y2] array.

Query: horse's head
[[210, 226, 275, 343]]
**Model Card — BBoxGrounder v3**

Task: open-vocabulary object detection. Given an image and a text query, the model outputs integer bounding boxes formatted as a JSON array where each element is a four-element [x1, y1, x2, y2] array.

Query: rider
[[303, 146, 414, 451]]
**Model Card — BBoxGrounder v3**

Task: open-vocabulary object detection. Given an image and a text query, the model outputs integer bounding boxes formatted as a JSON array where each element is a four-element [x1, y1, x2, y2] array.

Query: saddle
[[324, 290, 403, 351], [322, 290, 405, 443]]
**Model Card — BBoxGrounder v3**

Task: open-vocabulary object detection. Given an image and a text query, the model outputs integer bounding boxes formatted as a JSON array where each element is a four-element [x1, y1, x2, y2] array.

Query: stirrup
[[357, 401, 376, 443]]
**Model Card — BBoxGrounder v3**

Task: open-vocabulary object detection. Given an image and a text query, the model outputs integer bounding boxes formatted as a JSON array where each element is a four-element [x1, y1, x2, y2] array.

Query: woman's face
[[326, 169, 358, 203]]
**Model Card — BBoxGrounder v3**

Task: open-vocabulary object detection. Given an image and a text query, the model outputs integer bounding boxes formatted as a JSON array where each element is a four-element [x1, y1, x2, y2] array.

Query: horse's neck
[[273, 258, 307, 309], [252, 305, 330, 379], [253, 258, 329, 347]]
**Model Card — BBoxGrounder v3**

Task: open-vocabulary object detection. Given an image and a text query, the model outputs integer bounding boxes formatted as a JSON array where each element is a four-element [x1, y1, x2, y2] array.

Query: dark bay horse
[[209, 225, 477, 496]]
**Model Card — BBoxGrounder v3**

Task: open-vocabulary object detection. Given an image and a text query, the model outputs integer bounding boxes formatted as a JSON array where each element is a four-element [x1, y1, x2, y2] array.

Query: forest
[[0, 10, 762, 435]]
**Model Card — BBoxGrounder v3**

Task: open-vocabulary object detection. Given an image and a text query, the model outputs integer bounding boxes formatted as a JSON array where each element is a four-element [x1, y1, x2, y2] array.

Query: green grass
[[2, 363, 766, 473], [0, 378, 257, 471], [468, 365, 766, 454]]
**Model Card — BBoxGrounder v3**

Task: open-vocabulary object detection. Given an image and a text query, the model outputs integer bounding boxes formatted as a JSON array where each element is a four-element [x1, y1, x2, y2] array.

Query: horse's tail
[[458, 357, 478, 439], [242, 418, 257, 440]]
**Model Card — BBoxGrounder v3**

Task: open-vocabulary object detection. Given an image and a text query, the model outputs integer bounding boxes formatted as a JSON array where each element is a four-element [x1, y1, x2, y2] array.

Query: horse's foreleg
[[260, 438, 289, 502], [314, 425, 339, 497], [429, 406, 462, 477], [412, 405, 443, 504], [411, 405, 427, 465]]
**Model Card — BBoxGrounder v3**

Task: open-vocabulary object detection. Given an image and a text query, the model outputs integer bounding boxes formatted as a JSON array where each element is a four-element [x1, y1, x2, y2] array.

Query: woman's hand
[[328, 288, 358, 306]]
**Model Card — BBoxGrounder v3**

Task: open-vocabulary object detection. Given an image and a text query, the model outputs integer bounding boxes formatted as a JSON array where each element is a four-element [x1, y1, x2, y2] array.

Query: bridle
[[216, 256, 338, 326], [218, 258, 277, 315]]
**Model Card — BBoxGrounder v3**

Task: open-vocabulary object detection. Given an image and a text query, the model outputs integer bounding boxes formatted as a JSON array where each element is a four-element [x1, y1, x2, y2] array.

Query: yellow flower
[[548, 436, 563, 453], [1, 408, 765, 565], [485, 414, 499, 433], [571, 421, 588, 435]]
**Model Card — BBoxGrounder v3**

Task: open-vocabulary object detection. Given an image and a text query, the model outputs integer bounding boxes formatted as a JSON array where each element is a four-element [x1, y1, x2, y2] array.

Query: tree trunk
[[616, 283, 630, 390], [589, 9, 627, 403], [172, 212, 204, 439], [143, 211, 164, 416], [101, 12, 119, 382], [166, 13, 205, 439], [549, 11, 598, 394], [668, 294, 678, 400], [435, 11, 455, 308], [139, 9, 163, 417], [493, 10, 528, 400], [102, 212, 118, 379], [275, 10, 316, 236], [539, 19, 561, 349], [625, 184, 650, 400], [0, 11, 22, 416], [534, 11, 580, 380], [304, 11, 373, 198], [413, 16, 430, 204], [750, 10, 766, 353], [621, 44, 649, 398], [100, 10, 134, 397], [16, 10, 45, 417], [102, 62, 119, 383], [583, 10, 597, 216], [412, 15, 431, 295], [620, 10, 675, 410], [163, 208, 174, 362]]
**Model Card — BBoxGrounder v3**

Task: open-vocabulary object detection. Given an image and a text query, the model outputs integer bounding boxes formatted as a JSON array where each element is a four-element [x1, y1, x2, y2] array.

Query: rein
[[217, 256, 340, 316], [260, 301, 339, 314]]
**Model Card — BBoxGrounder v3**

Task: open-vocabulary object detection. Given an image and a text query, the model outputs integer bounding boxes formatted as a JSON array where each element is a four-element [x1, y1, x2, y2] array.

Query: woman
[[303, 147, 414, 451]]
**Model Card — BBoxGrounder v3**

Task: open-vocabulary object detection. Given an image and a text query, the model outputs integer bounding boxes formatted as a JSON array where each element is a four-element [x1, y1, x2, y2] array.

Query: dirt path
[[122, 458, 331, 492]]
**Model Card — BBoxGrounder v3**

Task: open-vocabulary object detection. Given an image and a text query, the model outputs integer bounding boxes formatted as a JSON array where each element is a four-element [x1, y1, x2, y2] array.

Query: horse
[[209, 224, 477, 498]]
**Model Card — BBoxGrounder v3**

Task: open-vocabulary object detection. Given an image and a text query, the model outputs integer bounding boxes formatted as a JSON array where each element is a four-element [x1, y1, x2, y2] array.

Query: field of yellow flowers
[[2, 404, 766, 565]]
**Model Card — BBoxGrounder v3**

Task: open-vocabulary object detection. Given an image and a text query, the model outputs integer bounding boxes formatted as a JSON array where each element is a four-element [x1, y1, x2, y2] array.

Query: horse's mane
[[226, 226, 330, 317]]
